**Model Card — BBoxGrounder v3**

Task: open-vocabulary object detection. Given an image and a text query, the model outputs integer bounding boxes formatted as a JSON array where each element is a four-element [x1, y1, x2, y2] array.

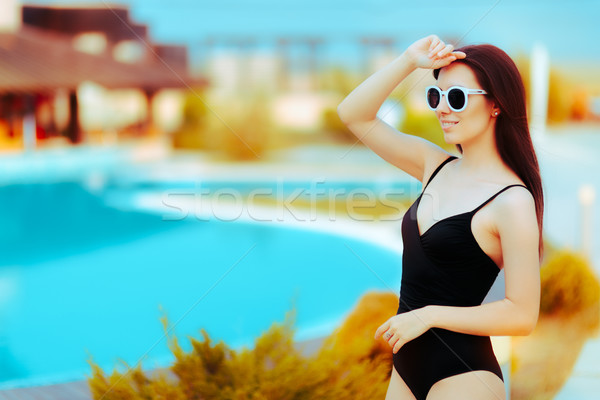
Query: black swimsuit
[[393, 155, 528, 399]]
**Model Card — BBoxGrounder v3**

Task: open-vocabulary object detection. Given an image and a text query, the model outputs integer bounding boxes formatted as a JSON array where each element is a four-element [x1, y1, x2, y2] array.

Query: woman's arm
[[337, 35, 465, 182], [336, 52, 414, 124], [375, 187, 540, 352]]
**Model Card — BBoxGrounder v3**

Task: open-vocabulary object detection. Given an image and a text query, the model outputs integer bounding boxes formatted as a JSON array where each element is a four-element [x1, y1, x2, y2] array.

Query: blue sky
[[25, 0, 600, 71]]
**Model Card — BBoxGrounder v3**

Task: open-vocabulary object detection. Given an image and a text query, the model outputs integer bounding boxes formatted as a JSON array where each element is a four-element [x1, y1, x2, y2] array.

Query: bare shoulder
[[496, 185, 535, 212], [493, 185, 538, 237]]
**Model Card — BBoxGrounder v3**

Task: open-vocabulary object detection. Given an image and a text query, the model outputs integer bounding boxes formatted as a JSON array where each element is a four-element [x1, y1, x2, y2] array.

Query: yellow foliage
[[326, 291, 398, 361], [88, 293, 397, 399], [540, 250, 600, 321], [547, 68, 574, 124], [571, 88, 590, 120], [219, 101, 271, 161], [172, 87, 212, 150], [172, 89, 272, 160]]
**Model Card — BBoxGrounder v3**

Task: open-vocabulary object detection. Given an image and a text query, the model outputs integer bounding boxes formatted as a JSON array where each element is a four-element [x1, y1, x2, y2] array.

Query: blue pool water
[[0, 181, 402, 388]]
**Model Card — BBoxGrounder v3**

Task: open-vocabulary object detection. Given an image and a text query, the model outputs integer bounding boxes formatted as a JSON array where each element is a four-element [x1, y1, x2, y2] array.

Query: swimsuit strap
[[471, 184, 530, 214], [423, 155, 458, 190]]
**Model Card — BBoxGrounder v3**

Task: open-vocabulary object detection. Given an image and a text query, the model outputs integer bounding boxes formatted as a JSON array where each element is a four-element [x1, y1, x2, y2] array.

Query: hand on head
[[405, 34, 466, 70]]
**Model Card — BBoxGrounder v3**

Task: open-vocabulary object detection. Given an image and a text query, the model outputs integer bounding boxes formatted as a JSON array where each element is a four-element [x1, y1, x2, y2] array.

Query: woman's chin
[[442, 133, 460, 145]]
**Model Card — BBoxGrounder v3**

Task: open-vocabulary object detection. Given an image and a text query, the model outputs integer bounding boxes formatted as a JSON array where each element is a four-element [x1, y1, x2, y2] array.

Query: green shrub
[[540, 250, 600, 318]]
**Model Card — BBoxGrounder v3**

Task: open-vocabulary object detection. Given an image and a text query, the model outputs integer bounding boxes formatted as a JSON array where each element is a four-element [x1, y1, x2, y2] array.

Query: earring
[[493, 111, 499, 116]]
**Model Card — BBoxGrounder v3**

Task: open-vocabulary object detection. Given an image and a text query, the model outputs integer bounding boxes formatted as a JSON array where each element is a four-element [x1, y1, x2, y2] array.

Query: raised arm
[[337, 35, 466, 182]]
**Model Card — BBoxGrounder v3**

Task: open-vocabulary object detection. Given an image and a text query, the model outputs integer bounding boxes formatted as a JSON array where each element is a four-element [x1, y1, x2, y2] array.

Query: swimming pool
[[0, 181, 403, 388]]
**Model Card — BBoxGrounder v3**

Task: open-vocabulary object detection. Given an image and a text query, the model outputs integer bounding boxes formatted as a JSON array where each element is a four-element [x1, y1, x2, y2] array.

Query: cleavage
[[416, 190, 471, 236], [416, 195, 470, 237]]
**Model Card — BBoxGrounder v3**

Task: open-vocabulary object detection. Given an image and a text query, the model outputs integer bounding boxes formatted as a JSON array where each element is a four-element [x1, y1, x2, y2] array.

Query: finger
[[393, 339, 405, 354], [442, 52, 458, 62], [386, 334, 397, 349], [437, 44, 454, 58], [452, 51, 467, 59], [384, 330, 395, 342], [379, 330, 393, 346], [433, 51, 461, 67], [429, 42, 446, 58], [432, 57, 455, 69], [428, 36, 440, 52], [374, 321, 390, 339], [428, 35, 438, 51]]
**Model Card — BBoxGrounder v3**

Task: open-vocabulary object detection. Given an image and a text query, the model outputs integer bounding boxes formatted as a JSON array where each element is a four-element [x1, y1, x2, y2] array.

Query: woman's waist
[[397, 295, 482, 313]]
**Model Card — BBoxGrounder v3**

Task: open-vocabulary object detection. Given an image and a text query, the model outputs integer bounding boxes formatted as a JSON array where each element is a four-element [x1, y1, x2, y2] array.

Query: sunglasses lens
[[427, 88, 440, 109], [448, 88, 466, 111]]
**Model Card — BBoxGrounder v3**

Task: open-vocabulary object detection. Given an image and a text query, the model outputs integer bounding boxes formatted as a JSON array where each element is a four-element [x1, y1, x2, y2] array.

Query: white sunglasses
[[425, 85, 488, 112]]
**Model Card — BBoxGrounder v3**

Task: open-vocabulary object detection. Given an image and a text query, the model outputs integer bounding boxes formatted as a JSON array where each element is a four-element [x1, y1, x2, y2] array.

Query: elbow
[[524, 312, 539, 335], [337, 104, 376, 127], [515, 321, 536, 336], [514, 311, 539, 336], [503, 299, 538, 336], [336, 103, 351, 125]]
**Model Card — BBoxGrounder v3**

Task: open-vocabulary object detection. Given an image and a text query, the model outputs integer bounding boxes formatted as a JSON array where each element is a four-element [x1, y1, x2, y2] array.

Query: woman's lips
[[441, 120, 459, 130]]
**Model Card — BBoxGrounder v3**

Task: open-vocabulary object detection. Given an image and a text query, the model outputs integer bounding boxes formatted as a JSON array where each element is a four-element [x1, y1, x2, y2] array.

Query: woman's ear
[[491, 105, 500, 117]]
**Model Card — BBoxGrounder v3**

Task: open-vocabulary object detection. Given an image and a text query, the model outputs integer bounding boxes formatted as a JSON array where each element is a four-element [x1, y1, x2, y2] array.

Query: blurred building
[[198, 35, 399, 132], [0, 1, 206, 150], [198, 36, 326, 95]]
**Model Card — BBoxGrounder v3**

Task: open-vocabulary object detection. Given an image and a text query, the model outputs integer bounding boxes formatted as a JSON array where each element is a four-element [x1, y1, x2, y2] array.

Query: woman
[[337, 35, 543, 400]]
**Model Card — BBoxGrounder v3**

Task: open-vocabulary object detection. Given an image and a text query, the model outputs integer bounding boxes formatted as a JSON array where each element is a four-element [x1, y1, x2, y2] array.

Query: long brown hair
[[434, 44, 544, 257]]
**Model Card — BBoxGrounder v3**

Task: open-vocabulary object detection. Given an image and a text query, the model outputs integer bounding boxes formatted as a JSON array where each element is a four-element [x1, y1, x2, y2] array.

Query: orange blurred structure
[[0, 4, 207, 149]]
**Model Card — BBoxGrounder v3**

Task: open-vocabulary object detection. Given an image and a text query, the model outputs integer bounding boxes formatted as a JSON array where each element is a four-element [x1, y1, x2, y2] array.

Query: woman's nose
[[436, 94, 451, 114]]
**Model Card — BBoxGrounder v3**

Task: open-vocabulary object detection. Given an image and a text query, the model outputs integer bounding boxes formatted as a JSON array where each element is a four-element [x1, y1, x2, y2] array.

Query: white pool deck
[[0, 123, 599, 398]]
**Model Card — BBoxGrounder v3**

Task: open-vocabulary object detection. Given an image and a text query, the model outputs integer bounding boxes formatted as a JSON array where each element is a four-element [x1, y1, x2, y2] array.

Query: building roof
[[0, 25, 206, 94], [22, 4, 149, 43]]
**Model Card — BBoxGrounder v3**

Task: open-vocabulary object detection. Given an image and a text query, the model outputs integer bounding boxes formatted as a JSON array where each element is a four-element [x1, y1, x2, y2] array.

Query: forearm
[[423, 299, 539, 337], [337, 51, 416, 124]]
